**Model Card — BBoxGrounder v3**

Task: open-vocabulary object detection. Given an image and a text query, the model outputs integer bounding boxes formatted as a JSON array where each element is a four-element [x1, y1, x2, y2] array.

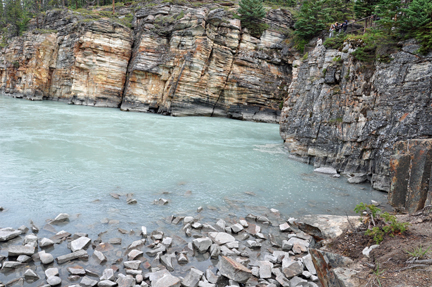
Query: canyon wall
[[0, 5, 294, 123], [279, 40, 432, 196]]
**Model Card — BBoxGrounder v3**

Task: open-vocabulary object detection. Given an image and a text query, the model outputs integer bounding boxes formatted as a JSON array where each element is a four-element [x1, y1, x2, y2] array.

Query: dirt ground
[[325, 207, 432, 287]]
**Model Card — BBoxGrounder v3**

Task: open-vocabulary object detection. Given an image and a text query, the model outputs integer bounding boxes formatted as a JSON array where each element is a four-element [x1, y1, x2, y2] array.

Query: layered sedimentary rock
[[0, 6, 293, 123], [121, 6, 293, 122], [280, 40, 432, 191], [0, 11, 133, 107]]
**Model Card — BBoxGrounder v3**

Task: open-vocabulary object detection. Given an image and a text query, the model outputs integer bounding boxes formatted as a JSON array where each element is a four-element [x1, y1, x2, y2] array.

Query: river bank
[[2, 195, 430, 287]]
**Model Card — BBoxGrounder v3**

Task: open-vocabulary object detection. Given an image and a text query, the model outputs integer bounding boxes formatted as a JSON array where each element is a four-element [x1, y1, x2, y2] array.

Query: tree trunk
[[112, 0, 114, 14]]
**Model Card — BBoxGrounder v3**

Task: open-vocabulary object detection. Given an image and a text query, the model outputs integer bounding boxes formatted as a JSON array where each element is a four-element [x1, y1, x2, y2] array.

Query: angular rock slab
[[192, 237, 212, 253], [8, 245, 35, 256], [56, 250, 88, 264], [208, 232, 235, 245], [216, 256, 252, 283], [182, 268, 203, 287], [0, 228, 22, 241], [71, 236, 91, 252]]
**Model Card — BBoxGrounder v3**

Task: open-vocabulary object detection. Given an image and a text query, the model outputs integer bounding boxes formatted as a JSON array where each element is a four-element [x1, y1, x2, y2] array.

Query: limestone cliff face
[[279, 40, 432, 191], [121, 5, 293, 122], [0, 6, 294, 123], [0, 11, 133, 107]]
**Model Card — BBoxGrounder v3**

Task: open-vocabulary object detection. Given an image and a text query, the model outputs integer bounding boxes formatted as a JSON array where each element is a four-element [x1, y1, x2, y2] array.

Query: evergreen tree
[[354, 0, 379, 19], [293, 0, 327, 40], [399, 0, 432, 31], [237, 0, 267, 37], [5, 0, 30, 36], [374, 0, 402, 33]]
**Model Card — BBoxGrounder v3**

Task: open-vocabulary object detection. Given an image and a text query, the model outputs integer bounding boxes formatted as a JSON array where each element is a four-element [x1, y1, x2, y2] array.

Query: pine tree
[[399, 0, 432, 31], [354, 0, 379, 19], [374, 0, 402, 33], [293, 0, 327, 40], [237, 0, 267, 37]]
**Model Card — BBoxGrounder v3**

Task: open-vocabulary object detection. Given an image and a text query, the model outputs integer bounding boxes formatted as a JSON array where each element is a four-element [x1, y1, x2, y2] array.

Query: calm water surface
[[0, 95, 387, 233]]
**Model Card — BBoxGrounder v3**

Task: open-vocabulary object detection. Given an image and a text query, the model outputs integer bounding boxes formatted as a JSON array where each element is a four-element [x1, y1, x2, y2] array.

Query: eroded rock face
[[279, 40, 432, 191], [0, 19, 132, 107], [0, 6, 294, 123]]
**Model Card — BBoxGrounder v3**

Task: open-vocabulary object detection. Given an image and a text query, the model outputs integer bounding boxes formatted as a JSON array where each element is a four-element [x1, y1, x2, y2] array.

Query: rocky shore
[[0, 207, 361, 287]]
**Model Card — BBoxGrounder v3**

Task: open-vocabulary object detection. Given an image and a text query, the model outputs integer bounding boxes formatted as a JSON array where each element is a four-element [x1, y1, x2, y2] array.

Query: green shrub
[[355, 202, 409, 244], [324, 33, 347, 50], [176, 11, 185, 20], [413, 22, 432, 55], [302, 52, 308, 61]]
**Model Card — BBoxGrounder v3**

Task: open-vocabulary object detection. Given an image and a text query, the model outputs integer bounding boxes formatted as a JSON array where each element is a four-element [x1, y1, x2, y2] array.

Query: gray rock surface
[[181, 268, 203, 287], [0, 228, 22, 241], [39, 251, 55, 264], [56, 250, 88, 264], [192, 237, 212, 253], [8, 245, 35, 256], [71, 236, 91, 252], [280, 41, 432, 192], [47, 276, 62, 286], [217, 256, 252, 283]]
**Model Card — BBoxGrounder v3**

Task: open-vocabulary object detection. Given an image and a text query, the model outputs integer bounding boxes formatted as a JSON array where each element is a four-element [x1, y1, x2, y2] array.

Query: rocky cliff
[[0, 5, 295, 123], [279, 40, 432, 194]]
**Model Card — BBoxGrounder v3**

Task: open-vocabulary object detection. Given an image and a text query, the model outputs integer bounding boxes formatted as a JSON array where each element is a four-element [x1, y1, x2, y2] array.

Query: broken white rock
[[124, 260, 141, 270], [302, 254, 317, 275], [8, 245, 35, 256], [71, 237, 91, 252], [177, 252, 188, 264], [100, 269, 115, 281], [362, 245, 379, 257], [216, 219, 226, 230], [279, 222, 291, 232], [93, 250, 107, 263], [152, 272, 181, 287], [208, 232, 235, 245], [128, 249, 143, 260], [116, 274, 135, 287], [39, 238, 55, 247], [2, 261, 22, 268], [230, 224, 244, 233], [0, 228, 22, 242], [239, 219, 248, 227], [68, 266, 86, 275], [81, 276, 98, 287], [184, 216, 194, 225], [47, 276, 62, 286], [182, 268, 203, 287], [192, 237, 212, 253], [17, 255, 31, 263], [45, 268, 59, 278], [39, 251, 54, 264], [52, 213, 70, 224], [258, 261, 273, 279], [56, 249, 88, 264]]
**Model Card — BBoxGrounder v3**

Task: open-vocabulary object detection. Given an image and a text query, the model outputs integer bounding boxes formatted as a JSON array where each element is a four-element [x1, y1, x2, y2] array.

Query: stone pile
[[0, 212, 358, 287]]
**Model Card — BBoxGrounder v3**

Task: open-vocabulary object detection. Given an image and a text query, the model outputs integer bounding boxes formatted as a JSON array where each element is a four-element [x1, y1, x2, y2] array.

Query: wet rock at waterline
[[0, 210, 363, 287], [0, 228, 22, 242]]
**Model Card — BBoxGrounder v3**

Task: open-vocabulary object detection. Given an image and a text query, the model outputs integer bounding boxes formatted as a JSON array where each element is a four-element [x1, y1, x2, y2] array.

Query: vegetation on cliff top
[[0, 0, 430, 56]]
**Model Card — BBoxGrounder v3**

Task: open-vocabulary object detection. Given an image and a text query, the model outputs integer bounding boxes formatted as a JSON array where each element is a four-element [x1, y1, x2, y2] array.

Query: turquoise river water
[[0, 95, 387, 234]]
